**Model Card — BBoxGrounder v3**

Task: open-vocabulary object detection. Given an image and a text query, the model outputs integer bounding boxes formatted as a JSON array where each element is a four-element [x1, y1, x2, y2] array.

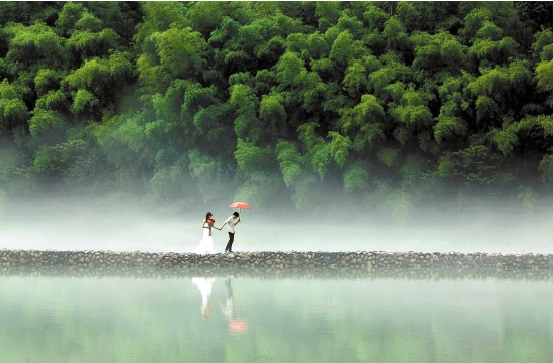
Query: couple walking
[[193, 211, 241, 254]]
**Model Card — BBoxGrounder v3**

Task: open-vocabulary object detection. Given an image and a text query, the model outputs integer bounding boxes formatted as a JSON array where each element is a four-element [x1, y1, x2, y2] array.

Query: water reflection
[[2, 265, 553, 282], [221, 278, 249, 335], [192, 277, 215, 319], [0, 275, 552, 362], [192, 277, 249, 334]]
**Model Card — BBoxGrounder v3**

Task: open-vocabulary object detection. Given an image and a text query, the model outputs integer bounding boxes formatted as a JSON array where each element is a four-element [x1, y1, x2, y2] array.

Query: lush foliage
[[2, 1, 553, 217]]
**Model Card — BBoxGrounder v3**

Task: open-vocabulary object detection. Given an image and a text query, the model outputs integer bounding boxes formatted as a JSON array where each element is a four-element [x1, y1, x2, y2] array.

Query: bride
[[193, 212, 220, 254]]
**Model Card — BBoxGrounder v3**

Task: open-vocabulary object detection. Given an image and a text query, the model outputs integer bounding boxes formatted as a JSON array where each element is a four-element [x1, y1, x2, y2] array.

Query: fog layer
[[0, 198, 552, 253]]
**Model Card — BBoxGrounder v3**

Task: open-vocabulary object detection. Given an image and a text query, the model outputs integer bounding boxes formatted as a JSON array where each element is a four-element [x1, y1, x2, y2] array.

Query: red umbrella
[[230, 201, 251, 221], [229, 201, 251, 211]]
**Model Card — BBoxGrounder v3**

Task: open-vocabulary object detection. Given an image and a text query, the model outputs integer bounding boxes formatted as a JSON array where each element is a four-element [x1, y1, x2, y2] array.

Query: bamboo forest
[[1, 1, 553, 217], [3, 3, 553, 363]]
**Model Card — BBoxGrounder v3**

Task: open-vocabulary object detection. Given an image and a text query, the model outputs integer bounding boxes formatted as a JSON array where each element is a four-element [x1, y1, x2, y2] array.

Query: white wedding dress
[[193, 223, 216, 254]]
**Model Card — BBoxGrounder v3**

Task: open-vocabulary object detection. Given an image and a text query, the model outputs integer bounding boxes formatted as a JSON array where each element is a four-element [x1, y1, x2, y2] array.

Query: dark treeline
[[1, 1, 553, 218]]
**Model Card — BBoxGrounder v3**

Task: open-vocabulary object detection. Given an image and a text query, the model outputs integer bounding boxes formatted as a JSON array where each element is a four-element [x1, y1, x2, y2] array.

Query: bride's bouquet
[[207, 218, 216, 236]]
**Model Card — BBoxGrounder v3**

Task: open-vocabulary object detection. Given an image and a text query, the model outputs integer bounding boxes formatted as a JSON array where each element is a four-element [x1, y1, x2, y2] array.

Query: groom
[[220, 212, 240, 253]]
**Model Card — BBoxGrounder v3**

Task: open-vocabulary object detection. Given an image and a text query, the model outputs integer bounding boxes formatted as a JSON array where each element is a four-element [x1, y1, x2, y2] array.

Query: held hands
[[209, 226, 221, 236]]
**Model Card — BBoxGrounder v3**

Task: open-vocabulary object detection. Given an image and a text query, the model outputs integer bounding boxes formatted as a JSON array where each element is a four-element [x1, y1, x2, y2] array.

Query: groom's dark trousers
[[225, 232, 235, 252]]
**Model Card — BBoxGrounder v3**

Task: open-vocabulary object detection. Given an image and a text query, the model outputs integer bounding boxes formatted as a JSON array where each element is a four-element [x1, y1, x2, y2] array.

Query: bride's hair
[[205, 212, 212, 220]]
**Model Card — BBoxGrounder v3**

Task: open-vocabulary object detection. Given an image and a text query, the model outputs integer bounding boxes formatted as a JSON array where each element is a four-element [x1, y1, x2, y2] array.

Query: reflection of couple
[[193, 211, 241, 254], [220, 278, 233, 320], [191, 277, 248, 334]]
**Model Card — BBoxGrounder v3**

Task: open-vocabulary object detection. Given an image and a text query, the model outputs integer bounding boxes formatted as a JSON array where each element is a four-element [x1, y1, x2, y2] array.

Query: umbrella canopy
[[229, 201, 251, 210], [229, 318, 249, 335]]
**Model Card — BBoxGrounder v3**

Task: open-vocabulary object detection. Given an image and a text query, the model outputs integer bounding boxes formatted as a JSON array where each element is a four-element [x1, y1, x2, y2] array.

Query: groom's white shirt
[[224, 216, 237, 233]]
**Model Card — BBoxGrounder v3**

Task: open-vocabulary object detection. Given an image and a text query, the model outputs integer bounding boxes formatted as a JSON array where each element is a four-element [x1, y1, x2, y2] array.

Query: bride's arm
[[201, 219, 208, 228], [219, 219, 227, 229]]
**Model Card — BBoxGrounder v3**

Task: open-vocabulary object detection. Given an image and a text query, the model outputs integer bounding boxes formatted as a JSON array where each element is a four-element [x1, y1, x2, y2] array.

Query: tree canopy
[[1, 1, 553, 219]]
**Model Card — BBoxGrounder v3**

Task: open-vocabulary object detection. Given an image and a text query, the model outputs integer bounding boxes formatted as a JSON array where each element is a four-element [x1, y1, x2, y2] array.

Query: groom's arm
[[220, 216, 231, 228]]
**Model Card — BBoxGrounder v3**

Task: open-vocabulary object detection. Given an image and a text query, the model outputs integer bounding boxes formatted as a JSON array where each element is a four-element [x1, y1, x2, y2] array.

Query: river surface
[[0, 274, 551, 362]]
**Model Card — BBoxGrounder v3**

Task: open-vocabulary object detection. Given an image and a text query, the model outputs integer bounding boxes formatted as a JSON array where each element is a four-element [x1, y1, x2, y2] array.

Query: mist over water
[[1, 196, 552, 253]]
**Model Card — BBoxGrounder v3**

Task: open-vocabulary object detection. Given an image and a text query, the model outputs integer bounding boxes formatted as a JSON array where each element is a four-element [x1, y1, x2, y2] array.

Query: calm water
[[0, 275, 551, 362]]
